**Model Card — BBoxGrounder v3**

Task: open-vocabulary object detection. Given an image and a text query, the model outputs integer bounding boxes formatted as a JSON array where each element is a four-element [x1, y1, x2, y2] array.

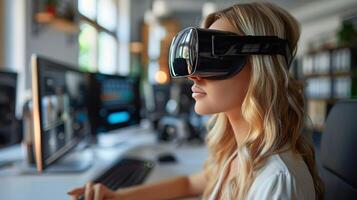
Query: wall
[[1, 0, 26, 117], [130, 0, 153, 42], [129, 0, 202, 41], [24, 0, 79, 88], [117, 0, 132, 75], [172, 11, 202, 28], [0, 1, 4, 68], [2, 0, 79, 116]]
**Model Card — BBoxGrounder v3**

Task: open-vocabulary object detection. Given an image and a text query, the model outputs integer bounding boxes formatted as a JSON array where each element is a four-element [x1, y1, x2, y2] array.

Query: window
[[78, 0, 119, 74], [78, 23, 97, 72], [78, 0, 96, 20], [98, 32, 117, 74]]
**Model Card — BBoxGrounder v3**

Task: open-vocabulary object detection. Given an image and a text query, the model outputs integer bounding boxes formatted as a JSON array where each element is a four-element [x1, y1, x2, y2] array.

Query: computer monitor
[[88, 73, 141, 135], [31, 55, 91, 172], [0, 71, 20, 148]]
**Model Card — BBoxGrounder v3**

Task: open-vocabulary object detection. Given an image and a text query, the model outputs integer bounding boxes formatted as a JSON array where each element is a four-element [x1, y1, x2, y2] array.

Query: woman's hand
[[67, 182, 122, 200]]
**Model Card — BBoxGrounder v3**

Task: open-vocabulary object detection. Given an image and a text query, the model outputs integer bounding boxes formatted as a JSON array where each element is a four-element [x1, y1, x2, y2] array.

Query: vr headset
[[168, 27, 292, 80]]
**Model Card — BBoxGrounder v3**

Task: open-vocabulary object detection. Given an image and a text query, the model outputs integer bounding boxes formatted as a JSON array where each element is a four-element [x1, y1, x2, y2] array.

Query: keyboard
[[93, 157, 154, 190]]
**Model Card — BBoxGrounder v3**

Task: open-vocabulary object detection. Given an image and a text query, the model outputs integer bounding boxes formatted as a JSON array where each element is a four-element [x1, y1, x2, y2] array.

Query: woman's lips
[[191, 85, 206, 98]]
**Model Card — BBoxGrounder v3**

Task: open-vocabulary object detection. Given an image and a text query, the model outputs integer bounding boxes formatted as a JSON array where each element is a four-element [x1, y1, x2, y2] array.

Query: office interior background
[[0, 0, 357, 199]]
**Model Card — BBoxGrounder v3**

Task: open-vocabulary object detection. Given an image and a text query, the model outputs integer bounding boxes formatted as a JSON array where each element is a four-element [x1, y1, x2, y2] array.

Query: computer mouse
[[157, 153, 177, 163]]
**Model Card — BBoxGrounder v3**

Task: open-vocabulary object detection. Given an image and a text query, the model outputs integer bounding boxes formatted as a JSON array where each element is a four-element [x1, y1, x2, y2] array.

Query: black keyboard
[[93, 157, 154, 190]]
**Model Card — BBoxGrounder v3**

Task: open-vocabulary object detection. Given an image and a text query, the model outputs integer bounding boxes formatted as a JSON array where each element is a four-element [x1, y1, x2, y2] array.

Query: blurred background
[[0, 0, 357, 199], [1, 0, 357, 138]]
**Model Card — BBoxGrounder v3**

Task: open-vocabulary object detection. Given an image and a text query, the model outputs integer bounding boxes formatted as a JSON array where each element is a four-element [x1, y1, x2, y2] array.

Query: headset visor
[[169, 27, 292, 80]]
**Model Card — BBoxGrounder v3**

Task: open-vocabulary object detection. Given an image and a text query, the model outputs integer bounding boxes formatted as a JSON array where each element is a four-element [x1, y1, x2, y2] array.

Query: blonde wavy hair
[[201, 2, 324, 200]]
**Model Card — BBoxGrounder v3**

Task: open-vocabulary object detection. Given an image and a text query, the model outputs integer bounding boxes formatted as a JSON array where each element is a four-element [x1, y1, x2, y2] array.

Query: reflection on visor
[[169, 28, 197, 77]]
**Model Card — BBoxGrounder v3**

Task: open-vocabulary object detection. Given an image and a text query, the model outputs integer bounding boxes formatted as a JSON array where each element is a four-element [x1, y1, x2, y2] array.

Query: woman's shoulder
[[246, 150, 316, 200]]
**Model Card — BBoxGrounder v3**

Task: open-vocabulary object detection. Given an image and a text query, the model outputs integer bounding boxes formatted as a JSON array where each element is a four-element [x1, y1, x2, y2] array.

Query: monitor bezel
[[31, 55, 90, 172]]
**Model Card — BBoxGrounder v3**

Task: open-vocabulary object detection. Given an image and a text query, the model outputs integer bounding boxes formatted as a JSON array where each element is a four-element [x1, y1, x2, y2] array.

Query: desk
[[0, 127, 208, 200]]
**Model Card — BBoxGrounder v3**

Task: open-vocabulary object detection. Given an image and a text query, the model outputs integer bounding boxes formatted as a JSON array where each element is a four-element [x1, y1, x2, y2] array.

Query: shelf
[[303, 73, 330, 78], [306, 98, 339, 103], [302, 46, 357, 138], [303, 71, 353, 79], [35, 12, 79, 33], [331, 71, 354, 76], [307, 45, 356, 54], [50, 18, 79, 33]]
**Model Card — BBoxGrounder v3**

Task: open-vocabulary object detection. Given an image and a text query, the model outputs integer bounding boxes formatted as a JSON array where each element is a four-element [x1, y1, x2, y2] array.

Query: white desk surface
[[0, 127, 208, 200]]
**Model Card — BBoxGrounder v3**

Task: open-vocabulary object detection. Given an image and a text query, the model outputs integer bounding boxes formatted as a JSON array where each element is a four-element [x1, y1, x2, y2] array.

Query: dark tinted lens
[[169, 28, 197, 77]]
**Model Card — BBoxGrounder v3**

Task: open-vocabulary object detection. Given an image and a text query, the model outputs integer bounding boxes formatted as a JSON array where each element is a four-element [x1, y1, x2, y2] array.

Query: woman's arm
[[116, 171, 207, 200], [67, 171, 207, 200]]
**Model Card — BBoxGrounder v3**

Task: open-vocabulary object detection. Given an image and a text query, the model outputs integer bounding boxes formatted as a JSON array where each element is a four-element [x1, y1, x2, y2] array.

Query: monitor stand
[[18, 147, 93, 174]]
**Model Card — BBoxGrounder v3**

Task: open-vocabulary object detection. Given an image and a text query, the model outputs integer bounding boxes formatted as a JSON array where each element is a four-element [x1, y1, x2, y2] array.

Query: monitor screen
[[31, 55, 90, 171], [89, 73, 141, 134], [0, 71, 20, 148]]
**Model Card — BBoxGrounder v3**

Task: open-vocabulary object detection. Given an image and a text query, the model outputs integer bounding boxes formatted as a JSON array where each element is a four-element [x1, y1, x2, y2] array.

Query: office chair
[[320, 99, 357, 200]]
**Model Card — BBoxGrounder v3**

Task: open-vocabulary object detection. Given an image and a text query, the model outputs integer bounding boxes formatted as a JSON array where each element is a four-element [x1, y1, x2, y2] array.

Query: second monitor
[[88, 73, 141, 135], [31, 55, 91, 172]]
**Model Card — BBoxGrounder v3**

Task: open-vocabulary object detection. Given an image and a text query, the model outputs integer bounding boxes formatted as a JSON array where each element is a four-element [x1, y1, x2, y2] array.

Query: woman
[[68, 2, 324, 200]]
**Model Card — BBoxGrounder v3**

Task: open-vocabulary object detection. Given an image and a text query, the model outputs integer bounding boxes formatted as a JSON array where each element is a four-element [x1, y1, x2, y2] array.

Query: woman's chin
[[194, 104, 216, 115]]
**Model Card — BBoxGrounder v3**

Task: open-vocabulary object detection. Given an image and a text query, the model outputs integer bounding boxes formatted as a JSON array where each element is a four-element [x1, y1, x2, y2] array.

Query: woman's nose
[[188, 75, 202, 82]]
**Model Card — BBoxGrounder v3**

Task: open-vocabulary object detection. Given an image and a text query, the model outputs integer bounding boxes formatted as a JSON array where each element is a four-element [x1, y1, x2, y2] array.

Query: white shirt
[[208, 149, 315, 200]]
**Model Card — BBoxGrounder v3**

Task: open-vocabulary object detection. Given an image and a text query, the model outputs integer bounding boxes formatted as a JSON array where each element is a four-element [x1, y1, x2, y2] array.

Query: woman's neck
[[226, 110, 250, 146]]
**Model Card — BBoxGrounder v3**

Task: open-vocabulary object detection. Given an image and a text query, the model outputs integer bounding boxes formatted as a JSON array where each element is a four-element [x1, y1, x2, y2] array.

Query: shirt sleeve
[[247, 172, 297, 200]]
